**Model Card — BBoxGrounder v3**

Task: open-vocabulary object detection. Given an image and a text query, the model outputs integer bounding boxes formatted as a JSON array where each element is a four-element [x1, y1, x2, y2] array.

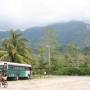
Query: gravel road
[[0, 76, 90, 90]]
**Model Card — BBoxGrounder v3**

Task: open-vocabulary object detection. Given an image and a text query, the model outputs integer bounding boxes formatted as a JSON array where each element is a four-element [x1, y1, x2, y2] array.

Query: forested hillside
[[0, 21, 90, 48], [0, 21, 90, 75]]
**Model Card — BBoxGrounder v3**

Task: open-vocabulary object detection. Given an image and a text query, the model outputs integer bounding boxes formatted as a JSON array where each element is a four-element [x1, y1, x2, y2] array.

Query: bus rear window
[[0, 65, 3, 69]]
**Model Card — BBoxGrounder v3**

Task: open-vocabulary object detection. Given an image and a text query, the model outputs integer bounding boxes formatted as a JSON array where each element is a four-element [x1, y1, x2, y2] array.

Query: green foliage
[[0, 29, 90, 75], [34, 28, 61, 74], [32, 29, 90, 76], [0, 30, 33, 64]]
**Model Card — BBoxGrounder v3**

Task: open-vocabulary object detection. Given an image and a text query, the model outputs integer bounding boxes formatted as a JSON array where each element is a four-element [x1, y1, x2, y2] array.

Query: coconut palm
[[0, 30, 32, 64]]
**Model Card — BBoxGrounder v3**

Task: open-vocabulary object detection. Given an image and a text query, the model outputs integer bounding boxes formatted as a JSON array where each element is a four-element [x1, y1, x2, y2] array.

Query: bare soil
[[0, 76, 90, 90]]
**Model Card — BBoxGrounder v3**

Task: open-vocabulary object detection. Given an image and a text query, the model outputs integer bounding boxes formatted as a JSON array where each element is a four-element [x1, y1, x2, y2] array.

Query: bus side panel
[[19, 70, 26, 77], [7, 69, 16, 77], [19, 70, 31, 78]]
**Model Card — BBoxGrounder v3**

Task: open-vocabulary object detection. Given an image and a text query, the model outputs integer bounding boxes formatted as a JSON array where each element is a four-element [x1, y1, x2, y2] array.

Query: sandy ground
[[0, 76, 90, 90]]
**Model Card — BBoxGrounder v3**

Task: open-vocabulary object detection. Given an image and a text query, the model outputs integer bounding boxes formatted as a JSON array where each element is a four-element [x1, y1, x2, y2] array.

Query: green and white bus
[[0, 61, 32, 80]]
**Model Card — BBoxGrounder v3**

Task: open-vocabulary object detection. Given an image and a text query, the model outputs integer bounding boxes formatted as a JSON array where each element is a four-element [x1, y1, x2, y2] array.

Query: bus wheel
[[15, 75, 19, 80]]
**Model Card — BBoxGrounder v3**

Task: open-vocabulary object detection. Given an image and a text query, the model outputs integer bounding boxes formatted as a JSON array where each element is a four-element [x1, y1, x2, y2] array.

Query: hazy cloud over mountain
[[0, 0, 90, 30]]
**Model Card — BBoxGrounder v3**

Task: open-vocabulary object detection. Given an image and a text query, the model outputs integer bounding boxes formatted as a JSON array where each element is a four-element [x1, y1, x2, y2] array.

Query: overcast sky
[[0, 0, 90, 30]]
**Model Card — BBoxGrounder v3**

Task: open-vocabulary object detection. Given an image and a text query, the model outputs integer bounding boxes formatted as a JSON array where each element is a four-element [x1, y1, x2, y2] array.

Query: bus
[[0, 61, 32, 80]]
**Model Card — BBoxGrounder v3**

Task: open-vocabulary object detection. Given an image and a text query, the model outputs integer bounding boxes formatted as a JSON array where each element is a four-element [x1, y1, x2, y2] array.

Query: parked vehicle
[[0, 61, 32, 80]]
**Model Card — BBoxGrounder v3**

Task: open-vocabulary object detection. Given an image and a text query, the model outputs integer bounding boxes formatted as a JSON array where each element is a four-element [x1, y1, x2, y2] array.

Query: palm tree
[[0, 30, 32, 64]]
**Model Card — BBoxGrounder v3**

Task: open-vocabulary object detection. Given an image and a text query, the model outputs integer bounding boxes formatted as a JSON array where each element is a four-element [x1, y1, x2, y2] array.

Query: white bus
[[0, 61, 32, 80]]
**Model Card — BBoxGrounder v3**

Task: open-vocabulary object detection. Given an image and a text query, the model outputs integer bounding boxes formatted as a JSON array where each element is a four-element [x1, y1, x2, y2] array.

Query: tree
[[65, 42, 80, 67], [84, 32, 90, 55], [0, 30, 32, 64], [36, 28, 61, 74], [82, 32, 90, 67]]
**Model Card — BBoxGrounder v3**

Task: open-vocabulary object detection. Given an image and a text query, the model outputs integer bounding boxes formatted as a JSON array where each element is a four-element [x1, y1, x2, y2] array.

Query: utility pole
[[46, 45, 51, 74]]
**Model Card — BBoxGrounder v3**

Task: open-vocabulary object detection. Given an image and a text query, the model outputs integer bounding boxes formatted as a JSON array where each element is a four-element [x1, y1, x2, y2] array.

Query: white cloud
[[0, 0, 90, 30]]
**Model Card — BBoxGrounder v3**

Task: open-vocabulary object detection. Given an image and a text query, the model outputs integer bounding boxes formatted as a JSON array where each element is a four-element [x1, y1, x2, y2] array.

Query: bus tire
[[15, 75, 19, 80]]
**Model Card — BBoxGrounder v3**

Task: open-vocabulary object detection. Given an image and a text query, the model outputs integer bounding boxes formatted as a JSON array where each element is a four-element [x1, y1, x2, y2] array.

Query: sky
[[0, 0, 90, 30]]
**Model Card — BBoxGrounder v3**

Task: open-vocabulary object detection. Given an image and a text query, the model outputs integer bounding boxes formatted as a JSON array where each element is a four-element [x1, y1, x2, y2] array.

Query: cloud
[[0, 0, 90, 30]]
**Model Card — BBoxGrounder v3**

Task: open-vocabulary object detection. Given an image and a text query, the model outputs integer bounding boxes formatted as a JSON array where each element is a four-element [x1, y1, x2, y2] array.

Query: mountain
[[0, 21, 90, 48]]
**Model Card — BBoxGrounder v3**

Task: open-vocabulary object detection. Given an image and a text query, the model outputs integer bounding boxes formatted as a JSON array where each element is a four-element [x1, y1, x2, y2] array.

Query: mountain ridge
[[0, 21, 90, 48]]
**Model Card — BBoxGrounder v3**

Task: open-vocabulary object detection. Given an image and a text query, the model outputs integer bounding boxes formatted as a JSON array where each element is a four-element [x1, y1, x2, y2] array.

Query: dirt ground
[[0, 76, 90, 90]]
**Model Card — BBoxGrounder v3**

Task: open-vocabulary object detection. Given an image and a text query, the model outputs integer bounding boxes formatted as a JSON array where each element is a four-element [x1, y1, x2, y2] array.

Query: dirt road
[[0, 76, 90, 90]]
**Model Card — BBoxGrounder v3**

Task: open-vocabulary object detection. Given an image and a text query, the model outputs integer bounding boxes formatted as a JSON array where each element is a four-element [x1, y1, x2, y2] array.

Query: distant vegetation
[[0, 22, 90, 75], [0, 30, 33, 64], [32, 28, 90, 75], [0, 21, 90, 47]]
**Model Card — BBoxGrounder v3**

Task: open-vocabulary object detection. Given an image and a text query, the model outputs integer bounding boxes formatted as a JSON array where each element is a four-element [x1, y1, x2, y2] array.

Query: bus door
[[3, 63, 7, 75]]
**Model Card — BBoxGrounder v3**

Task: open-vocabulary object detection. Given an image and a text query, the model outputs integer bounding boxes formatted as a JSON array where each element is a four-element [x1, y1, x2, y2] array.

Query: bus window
[[3, 63, 7, 70], [8, 65, 14, 70], [19, 66, 24, 70], [25, 67, 31, 71], [0, 65, 3, 69], [14, 66, 18, 70], [22, 67, 25, 70]]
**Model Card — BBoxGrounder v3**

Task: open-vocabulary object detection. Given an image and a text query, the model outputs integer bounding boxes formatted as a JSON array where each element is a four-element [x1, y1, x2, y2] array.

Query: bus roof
[[0, 61, 31, 67]]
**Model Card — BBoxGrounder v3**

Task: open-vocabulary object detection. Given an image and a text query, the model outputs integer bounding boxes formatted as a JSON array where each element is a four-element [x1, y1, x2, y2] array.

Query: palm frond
[[0, 53, 9, 61]]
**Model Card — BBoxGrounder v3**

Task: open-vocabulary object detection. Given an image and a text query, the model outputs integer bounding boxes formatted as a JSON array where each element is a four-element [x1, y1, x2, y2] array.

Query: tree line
[[0, 29, 90, 75]]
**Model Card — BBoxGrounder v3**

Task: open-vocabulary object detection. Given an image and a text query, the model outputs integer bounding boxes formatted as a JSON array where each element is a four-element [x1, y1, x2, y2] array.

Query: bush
[[50, 67, 90, 75]]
